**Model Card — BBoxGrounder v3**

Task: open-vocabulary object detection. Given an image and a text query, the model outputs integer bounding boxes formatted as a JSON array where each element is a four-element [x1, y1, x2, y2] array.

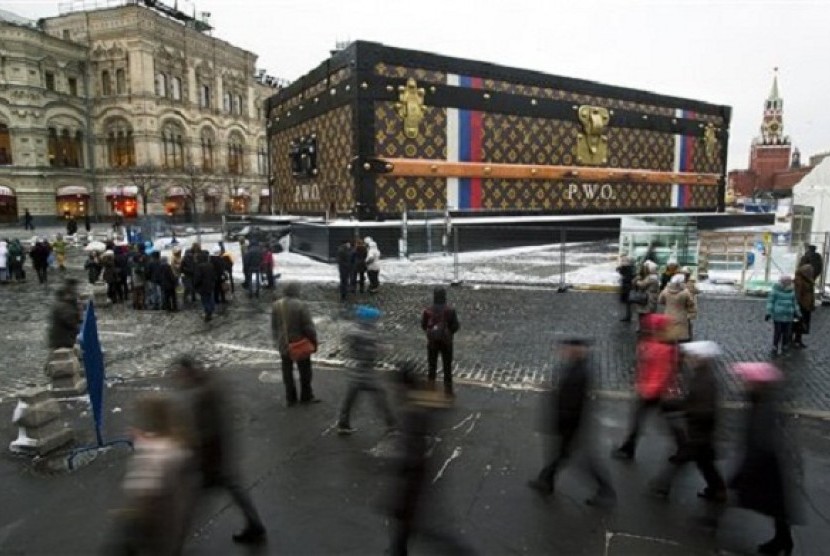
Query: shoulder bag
[[280, 300, 316, 361]]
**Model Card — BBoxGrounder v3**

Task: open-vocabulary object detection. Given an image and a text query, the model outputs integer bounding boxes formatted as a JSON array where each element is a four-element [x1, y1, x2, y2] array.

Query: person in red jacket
[[613, 313, 679, 460]]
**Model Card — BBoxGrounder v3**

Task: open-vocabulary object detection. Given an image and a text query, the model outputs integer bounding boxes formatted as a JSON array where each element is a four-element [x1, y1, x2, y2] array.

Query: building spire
[[768, 67, 780, 101]]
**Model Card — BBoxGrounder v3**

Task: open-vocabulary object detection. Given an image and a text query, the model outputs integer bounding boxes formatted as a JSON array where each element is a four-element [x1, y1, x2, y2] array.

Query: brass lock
[[396, 78, 426, 139], [703, 123, 718, 160], [576, 105, 610, 166]]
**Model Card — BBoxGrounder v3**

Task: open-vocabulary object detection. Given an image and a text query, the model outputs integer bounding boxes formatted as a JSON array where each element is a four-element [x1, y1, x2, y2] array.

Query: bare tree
[[120, 164, 163, 215], [176, 164, 214, 242], [220, 171, 246, 214]]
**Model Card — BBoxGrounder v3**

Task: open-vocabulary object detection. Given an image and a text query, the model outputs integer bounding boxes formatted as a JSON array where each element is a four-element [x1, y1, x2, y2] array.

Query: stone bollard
[[45, 348, 87, 398], [9, 388, 74, 456]]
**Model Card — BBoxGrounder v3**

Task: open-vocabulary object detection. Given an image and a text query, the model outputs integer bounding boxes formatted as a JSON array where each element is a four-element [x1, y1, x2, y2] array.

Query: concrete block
[[46, 358, 80, 379], [9, 388, 75, 456], [50, 377, 87, 398]]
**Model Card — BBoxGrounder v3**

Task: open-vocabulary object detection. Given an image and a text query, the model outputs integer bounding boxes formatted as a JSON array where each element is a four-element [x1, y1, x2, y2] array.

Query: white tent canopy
[[793, 158, 830, 233]]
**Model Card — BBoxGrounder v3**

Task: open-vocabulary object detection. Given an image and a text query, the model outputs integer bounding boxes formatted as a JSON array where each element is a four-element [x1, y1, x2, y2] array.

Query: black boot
[[233, 523, 266, 544]]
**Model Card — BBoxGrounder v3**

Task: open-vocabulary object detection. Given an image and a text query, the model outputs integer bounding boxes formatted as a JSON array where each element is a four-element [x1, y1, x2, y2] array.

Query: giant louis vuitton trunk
[[266, 41, 730, 219]]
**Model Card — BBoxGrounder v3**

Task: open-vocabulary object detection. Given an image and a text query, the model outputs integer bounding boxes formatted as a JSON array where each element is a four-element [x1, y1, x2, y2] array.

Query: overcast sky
[[6, 0, 829, 170]]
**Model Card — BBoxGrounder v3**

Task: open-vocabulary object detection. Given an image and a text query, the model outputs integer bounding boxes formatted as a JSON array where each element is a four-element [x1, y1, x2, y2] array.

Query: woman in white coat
[[364, 237, 381, 293]]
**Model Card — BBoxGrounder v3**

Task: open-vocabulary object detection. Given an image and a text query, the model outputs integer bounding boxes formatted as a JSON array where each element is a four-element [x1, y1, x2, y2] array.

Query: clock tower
[[759, 68, 787, 145], [747, 69, 792, 190]]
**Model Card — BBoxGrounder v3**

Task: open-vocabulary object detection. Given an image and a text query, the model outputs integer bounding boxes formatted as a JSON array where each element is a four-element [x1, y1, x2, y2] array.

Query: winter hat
[[355, 305, 381, 322], [681, 341, 722, 359], [779, 275, 793, 285], [731, 362, 782, 384], [644, 261, 658, 274], [670, 273, 685, 285]]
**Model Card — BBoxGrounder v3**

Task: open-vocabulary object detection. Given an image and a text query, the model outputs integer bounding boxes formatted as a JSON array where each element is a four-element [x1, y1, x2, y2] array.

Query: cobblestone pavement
[[3, 243, 830, 412]]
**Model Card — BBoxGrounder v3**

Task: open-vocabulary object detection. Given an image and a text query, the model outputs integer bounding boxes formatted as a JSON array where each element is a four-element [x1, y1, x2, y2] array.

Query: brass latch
[[576, 105, 610, 165], [703, 123, 718, 160], [396, 78, 426, 139]]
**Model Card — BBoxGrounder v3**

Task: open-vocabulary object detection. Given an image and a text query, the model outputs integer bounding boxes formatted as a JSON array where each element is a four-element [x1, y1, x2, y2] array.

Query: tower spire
[[768, 67, 780, 101]]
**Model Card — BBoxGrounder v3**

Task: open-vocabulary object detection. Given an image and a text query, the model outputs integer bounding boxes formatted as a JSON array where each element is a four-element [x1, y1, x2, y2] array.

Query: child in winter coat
[[766, 275, 801, 356]]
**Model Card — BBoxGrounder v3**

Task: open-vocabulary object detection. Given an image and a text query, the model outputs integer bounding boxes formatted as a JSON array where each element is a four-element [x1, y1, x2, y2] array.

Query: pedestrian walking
[[617, 255, 635, 322], [109, 393, 194, 555], [648, 341, 727, 502], [84, 252, 101, 285], [171, 355, 267, 544], [84, 212, 91, 233], [729, 362, 801, 556], [52, 234, 67, 272], [194, 250, 216, 322], [209, 247, 227, 306], [30, 238, 51, 285], [365, 236, 381, 293], [66, 215, 78, 237], [658, 273, 697, 342], [115, 245, 131, 295], [527, 338, 617, 508], [180, 242, 199, 305], [243, 241, 262, 298], [8, 238, 25, 282], [146, 251, 162, 310], [47, 278, 81, 350], [792, 261, 814, 348], [130, 247, 147, 310], [421, 287, 460, 396], [23, 208, 34, 230], [352, 238, 368, 293], [336, 239, 352, 302], [765, 275, 800, 356], [336, 305, 396, 435], [159, 256, 179, 312], [271, 282, 319, 406], [613, 314, 680, 460], [631, 260, 660, 326]]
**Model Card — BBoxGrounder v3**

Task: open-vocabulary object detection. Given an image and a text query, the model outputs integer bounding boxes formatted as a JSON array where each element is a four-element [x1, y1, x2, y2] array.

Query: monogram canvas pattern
[[479, 180, 671, 212], [374, 63, 446, 84], [272, 105, 354, 214], [375, 176, 447, 213]]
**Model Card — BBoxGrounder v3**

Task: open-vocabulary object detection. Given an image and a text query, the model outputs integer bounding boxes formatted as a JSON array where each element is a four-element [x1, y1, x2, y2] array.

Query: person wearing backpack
[[420, 287, 460, 396]]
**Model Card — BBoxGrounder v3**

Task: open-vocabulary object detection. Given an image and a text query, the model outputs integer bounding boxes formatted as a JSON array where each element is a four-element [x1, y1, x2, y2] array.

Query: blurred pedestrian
[[613, 314, 679, 460], [220, 246, 235, 295], [352, 238, 368, 293], [84, 212, 91, 233], [66, 215, 78, 237], [115, 245, 131, 295], [632, 260, 660, 326], [180, 243, 199, 305], [765, 275, 800, 356], [0, 239, 8, 283], [261, 244, 275, 289], [648, 341, 726, 502], [23, 208, 34, 230], [85, 252, 101, 285], [52, 234, 67, 273], [243, 241, 262, 299], [660, 261, 679, 291], [159, 256, 178, 313], [209, 247, 227, 305], [102, 251, 124, 304], [802, 244, 823, 284], [659, 273, 697, 342], [421, 287, 460, 397], [793, 260, 814, 349], [527, 338, 616, 507], [48, 278, 81, 350], [616, 255, 635, 322], [8, 238, 25, 282], [130, 247, 146, 310], [111, 393, 194, 555], [171, 355, 267, 544], [365, 236, 381, 293], [146, 251, 162, 310], [386, 362, 474, 556], [30, 238, 51, 285], [271, 282, 319, 406], [336, 305, 396, 435], [729, 362, 801, 555], [336, 239, 353, 302], [194, 250, 216, 322]]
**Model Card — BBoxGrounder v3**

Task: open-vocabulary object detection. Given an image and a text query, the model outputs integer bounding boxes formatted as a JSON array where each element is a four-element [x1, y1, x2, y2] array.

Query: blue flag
[[78, 300, 105, 443]]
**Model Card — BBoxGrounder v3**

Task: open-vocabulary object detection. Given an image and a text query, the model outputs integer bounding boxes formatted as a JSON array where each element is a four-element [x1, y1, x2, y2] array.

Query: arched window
[[227, 133, 244, 175], [155, 73, 167, 97], [48, 127, 59, 167], [0, 123, 12, 165], [200, 85, 211, 109], [162, 121, 185, 169], [106, 119, 135, 168], [234, 95, 243, 116], [59, 128, 72, 166], [223, 92, 232, 113], [101, 70, 111, 96], [257, 139, 267, 176], [171, 77, 182, 100], [72, 130, 84, 168], [116, 68, 126, 95], [200, 127, 215, 171]]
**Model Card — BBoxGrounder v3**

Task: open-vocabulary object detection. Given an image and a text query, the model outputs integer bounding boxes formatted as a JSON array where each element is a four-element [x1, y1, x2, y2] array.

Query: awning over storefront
[[232, 187, 251, 198], [0, 186, 14, 197], [260, 188, 270, 197], [104, 185, 138, 197], [166, 186, 186, 198], [56, 185, 89, 197]]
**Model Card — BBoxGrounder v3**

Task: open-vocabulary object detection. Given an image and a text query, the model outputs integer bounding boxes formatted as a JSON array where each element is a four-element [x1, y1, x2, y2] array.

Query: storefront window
[[0, 124, 12, 165]]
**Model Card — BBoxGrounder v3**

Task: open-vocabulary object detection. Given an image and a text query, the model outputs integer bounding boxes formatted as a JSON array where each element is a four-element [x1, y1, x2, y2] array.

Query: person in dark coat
[[48, 279, 81, 350], [180, 242, 199, 305], [23, 209, 34, 230], [793, 261, 814, 348], [421, 287, 460, 396], [84, 252, 101, 285], [648, 341, 726, 502], [102, 252, 123, 303], [172, 355, 266, 544], [271, 282, 319, 405], [729, 362, 801, 556], [114, 246, 131, 295], [145, 251, 162, 310], [30, 238, 51, 285], [84, 213, 91, 233], [193, 251, 216, 321], [8, 239, 26, 282], [336, 240, 352, 302], [617, 255, 635, 322], [243, 241, 263, 299], [803, 244, 823, 285], [66, 216, 78, 237], [159, 256, 179, 312], [351, 238, 368, 293], [527, 338, 616, 507], [209, 247, 227, 305]]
